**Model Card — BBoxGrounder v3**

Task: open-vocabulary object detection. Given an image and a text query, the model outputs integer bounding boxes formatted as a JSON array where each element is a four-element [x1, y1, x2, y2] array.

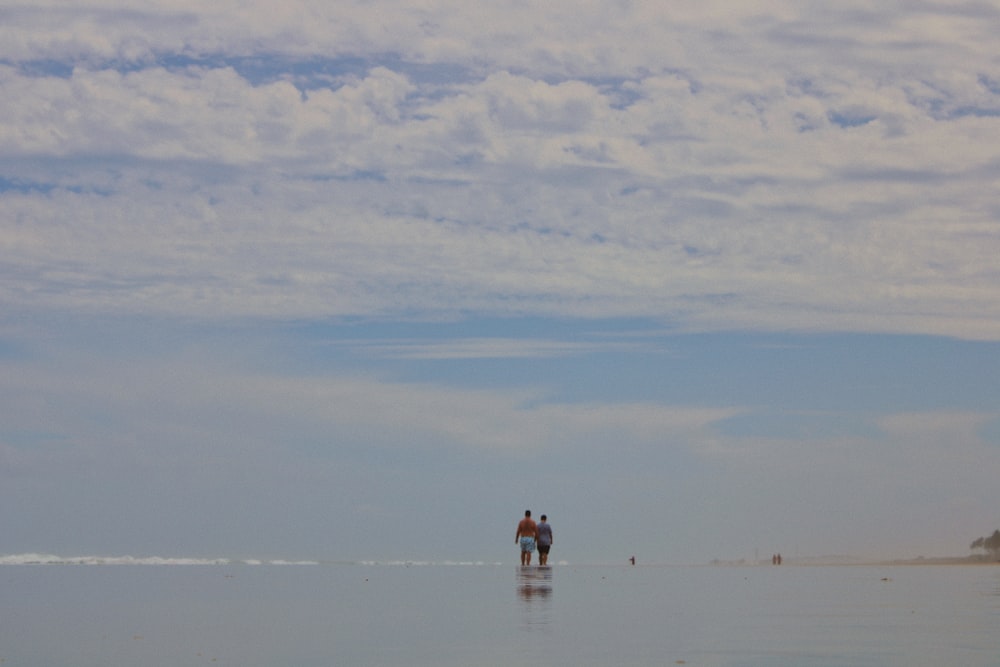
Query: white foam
[[0, 553, 506, 567], [0, 553, 235, 566], [0, 553, 65, 565], [267, 559, 320, 566], [0, 553, 304, 566], [358, 560, 503, 567]]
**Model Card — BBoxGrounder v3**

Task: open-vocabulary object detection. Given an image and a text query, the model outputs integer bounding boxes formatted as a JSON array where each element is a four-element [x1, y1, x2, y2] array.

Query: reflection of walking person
[[516, 510, 537, 566], [536, 515, 553, 565]]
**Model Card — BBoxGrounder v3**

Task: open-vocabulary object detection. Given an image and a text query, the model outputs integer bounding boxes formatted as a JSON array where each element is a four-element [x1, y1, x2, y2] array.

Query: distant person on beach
[[516, 510, 537, 566], [536, 515, 553, 565]]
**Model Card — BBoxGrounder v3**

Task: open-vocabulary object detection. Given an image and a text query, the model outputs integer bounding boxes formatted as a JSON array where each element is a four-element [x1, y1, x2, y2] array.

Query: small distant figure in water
[[777, 553, 782, 565], [629, 556, 636, 566], [772, 553, 782, 565], [536, 514, 553, 566], [516, 510, 537, 566]]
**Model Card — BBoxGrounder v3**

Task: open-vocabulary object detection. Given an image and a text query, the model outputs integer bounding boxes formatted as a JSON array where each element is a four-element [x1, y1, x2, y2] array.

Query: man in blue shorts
[[515, 510, 537, 566]]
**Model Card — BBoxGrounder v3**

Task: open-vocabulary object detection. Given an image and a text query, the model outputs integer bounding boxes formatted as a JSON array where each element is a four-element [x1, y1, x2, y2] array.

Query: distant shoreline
[[878, 556, 1000, 566], [709, 555, 1000, 567]]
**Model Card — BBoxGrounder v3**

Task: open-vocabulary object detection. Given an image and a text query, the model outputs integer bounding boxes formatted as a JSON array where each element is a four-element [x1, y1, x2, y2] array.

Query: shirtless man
[[515, 510, 538, 566]]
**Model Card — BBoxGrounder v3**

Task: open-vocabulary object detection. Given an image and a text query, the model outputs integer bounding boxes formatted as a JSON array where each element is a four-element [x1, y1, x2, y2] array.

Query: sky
[[2, 0, 1000, 565]]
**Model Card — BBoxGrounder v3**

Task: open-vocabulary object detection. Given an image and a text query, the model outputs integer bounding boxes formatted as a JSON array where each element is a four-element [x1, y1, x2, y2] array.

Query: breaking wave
[[0, 553, 319, 566], [0, 553, 504, 567], [356, 560, 503, 567]]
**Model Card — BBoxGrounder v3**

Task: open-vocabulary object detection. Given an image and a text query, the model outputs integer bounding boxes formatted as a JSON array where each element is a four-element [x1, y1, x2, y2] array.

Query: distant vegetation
[[969, 529, 1000, 559]]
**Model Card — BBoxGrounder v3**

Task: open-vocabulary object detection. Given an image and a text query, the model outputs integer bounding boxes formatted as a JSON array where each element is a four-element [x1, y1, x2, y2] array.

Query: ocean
[[2, 557, 999, 666]]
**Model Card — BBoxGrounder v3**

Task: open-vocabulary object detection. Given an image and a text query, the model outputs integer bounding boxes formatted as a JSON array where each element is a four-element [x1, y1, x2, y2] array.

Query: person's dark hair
[[525, 510, 531, 517], [540, 515, 547, 521]]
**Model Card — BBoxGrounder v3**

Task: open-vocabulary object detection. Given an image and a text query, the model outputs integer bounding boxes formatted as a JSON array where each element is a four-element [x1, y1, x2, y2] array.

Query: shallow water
[[3, 562, 999, 666]]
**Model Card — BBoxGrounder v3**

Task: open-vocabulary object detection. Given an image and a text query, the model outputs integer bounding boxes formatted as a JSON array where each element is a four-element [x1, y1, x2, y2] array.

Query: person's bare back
[[515, 510, 538, 565]]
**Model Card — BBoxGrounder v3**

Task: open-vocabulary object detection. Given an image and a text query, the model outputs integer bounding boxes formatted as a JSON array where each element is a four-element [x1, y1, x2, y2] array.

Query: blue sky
[[2, 1, 1000, 564]]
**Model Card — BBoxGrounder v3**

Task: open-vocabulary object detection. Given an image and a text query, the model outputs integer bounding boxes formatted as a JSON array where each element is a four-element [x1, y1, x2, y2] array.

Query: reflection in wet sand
[[517, 566, 553, 630]]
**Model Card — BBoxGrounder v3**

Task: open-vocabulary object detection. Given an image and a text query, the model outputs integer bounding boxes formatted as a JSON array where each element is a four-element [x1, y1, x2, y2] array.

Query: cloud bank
[[0, 1, 998, 338]]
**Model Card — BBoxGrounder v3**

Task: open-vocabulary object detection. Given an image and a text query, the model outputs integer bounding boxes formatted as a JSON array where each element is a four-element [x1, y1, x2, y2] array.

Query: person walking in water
[[536, 515, 553, 566], [516, 510, 537, 566]]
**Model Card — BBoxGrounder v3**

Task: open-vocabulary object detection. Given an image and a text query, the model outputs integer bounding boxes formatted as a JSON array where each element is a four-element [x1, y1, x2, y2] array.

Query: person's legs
[[519, 537, 536, 565]]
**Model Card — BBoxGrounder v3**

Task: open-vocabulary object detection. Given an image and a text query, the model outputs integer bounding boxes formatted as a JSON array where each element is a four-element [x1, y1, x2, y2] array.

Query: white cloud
[[0, 344, 735, 478], [351, 337, 630, 360], [0, 1, 998, 339]]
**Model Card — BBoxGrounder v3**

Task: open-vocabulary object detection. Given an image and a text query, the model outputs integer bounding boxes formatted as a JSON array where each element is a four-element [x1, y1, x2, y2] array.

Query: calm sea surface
[[3, 562, 999, 666]]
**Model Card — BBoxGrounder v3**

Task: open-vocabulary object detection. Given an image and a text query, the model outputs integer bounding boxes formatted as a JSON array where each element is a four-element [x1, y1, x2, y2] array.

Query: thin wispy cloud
[[346, 337, 636, 360]]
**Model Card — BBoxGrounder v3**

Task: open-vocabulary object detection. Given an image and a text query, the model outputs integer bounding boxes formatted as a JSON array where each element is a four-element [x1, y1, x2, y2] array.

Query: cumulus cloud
[[0, 0, 998, 341]]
